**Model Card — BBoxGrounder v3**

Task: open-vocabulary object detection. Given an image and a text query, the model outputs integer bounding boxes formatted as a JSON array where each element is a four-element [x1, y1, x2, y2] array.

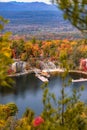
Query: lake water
[[0, 73, 87, 118]]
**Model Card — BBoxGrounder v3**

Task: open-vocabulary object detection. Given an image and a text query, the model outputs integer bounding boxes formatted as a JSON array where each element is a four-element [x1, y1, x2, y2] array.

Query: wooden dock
[[72, 78, 87, 83], [42, 68, 64, 73], [35, 74, 49, 82], [40, 71, 50, 78]]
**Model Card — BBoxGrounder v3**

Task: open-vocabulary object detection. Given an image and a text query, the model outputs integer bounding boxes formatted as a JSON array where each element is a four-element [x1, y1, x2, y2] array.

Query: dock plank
[[72, 78, 87, 83]]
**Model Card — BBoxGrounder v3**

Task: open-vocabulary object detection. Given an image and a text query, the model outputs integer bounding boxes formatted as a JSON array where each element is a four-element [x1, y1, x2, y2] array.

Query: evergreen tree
[[52, 0, 87, 37]]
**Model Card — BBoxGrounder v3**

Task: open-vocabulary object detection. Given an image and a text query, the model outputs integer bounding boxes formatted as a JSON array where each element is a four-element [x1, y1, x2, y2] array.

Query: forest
[[8, 38, 87, 71], [0, 0, 87, 130]]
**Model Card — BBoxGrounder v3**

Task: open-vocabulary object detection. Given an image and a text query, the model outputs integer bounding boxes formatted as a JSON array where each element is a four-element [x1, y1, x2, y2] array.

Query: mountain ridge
[[0, 1, 58, 11]]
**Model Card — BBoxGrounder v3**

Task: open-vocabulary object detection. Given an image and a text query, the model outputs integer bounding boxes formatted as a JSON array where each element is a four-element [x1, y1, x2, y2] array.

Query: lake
[[0, 73, 87, 118]]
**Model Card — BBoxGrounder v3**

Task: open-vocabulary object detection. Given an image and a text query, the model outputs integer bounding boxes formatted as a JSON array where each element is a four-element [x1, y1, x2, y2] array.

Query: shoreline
[[8, 68, 64, 78], [8, 70, 34, 77], [8, 68, 87, 78]]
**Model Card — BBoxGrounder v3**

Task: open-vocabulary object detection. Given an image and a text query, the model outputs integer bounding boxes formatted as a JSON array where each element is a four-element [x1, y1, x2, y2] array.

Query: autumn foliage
[[10, 38, 87, 71]]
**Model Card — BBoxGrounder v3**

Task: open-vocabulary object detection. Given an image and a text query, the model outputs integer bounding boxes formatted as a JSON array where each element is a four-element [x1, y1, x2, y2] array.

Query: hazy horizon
[[0, 0, 51, 4]]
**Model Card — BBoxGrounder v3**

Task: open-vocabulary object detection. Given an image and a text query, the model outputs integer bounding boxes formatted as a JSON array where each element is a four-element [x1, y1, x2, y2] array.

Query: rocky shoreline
[[8, 68, 87, 78], [8, 70, 34, 77], [8, 68, 63, 77]]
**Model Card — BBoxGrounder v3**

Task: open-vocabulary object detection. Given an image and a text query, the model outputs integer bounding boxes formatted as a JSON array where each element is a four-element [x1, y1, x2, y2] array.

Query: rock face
[[11, 61, 27, 73], [39, 61, 56, 70]]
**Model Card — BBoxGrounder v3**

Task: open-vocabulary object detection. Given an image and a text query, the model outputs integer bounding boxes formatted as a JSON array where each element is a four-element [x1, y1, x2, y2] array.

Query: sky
[[0, 0, 51, 4]]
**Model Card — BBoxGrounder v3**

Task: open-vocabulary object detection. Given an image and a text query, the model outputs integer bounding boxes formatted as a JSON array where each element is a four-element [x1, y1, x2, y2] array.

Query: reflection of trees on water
[[0, 74, 42, 97]]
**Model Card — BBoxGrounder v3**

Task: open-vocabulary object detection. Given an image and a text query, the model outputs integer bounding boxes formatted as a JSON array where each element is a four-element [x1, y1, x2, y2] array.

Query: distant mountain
[[0, 1, 58, 11]]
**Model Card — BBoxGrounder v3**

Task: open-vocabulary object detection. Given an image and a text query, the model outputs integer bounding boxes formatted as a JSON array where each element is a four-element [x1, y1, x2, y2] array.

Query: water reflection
[[0, 74, 43, 117], [72, 81, 87, 103], [0, 74, 87, 118]]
